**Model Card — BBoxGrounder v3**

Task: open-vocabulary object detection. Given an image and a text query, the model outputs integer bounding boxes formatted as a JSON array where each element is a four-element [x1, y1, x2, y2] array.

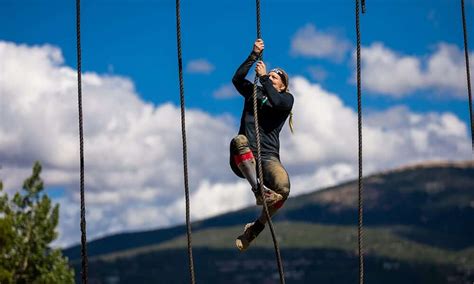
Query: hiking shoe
[[235, 221, 265, 251], [253, 185, 283, 206]]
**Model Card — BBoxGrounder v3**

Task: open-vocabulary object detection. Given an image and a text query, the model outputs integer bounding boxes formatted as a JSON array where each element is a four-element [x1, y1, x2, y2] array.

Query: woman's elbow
[[232, 75, 242, 85]]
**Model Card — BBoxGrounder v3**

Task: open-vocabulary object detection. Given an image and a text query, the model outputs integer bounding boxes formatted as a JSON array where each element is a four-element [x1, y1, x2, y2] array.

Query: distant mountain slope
[[279, 160, 474, 250], [64, 160, 474, 261], [64, 160, 474, 283]]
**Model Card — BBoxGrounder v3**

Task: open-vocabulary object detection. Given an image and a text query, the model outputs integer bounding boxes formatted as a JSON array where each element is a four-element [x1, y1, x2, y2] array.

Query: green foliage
[[0, 162, 74, 283]]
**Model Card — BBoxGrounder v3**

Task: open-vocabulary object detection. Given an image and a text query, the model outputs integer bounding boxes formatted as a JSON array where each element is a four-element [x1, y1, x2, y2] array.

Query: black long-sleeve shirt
[[232, 51, 294, 158]]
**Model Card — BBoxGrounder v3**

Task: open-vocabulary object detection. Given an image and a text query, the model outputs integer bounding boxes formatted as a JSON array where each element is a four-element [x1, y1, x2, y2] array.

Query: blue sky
[[2, 0, 472, 121], [1, 0, 472, 246]]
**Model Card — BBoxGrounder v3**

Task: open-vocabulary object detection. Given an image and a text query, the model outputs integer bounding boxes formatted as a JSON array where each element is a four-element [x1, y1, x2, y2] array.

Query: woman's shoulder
[[284, 91, 294, 104]]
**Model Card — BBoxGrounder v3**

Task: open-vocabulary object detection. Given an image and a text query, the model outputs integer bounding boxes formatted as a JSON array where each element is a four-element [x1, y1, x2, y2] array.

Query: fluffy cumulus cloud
[[0, 41, 470, 247], [357, 42, 474, 97], [279, 76, 470, 194], [0, 41, 236, 246], [291, 24, 351, 62], [186, 58, 215, 74]]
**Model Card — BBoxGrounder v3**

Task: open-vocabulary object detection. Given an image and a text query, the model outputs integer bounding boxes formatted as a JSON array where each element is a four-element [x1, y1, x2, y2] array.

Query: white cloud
[[280, 76, 470, 178], [169, 180, 254, 221], [291, 24, 351, 62], [0, 41, 236, 246], [290, 163, 356, 196], [0, 41, 470, 248], [213, 83, 239, 99], [186, 58, 215, 74], [357, 42, 474, 97]]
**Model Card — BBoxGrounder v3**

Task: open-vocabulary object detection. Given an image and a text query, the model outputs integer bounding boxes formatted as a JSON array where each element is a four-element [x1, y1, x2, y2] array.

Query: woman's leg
[[230, 135, 284, 205], [257, 156, 290, 225], [229, 134, 259, 188], [235, 157, 290, 251]]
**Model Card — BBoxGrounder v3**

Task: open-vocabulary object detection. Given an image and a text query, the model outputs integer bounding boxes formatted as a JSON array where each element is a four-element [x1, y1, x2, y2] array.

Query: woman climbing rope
[[230, 38, 294, 251]]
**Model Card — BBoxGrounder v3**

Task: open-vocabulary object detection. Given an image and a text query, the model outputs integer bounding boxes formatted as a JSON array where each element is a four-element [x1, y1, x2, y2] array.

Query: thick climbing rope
[[252, 1, 286, 283], [461, 0, 474, 154], [355, 0, 365, 283], [175, 0, 196, 283], [75, 0, 88, 283]]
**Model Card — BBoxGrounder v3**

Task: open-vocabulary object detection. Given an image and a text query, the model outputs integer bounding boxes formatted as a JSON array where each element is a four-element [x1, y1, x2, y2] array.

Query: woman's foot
[[235, 220, 265, 251], [252, 185, 283, 206]]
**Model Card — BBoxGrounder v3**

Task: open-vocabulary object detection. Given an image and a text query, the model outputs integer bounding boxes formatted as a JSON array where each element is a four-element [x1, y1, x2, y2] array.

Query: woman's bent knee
[[230, 135, 250, 155], [263, 158, 290, 200]]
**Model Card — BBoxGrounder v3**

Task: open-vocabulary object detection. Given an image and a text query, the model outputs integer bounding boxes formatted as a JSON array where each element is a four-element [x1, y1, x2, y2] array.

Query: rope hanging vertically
[[252, 0, 286, 283], [75, 0, 88, 283], [355, 1, 366, 283], [461, 0, 474, 154], [175, 0, 196, 283]]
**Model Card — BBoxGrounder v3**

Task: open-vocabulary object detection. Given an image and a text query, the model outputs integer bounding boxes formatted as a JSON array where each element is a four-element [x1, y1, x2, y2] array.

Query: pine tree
[[0, 162, 74, 283]]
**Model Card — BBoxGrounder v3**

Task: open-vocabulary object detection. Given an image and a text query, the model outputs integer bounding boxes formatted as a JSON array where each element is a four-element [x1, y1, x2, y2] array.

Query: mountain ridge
[[64, 159, 474, 260]]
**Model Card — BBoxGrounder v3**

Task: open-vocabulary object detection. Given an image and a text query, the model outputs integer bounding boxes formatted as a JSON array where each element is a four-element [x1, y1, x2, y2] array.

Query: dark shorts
[[229, 135, 290, 200]]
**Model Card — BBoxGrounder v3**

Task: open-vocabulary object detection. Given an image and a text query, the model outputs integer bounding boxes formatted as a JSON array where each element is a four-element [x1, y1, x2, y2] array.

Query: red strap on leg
[[272, 199, 285, 209], [233, 151, 254, 165]]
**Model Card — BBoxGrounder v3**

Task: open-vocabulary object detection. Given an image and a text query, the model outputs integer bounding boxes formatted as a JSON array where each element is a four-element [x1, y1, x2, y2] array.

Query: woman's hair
[[289, 111, 294, 134]]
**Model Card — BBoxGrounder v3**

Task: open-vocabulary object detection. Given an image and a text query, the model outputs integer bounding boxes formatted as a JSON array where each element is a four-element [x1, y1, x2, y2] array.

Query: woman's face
[[268, 71, 286, 92]]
